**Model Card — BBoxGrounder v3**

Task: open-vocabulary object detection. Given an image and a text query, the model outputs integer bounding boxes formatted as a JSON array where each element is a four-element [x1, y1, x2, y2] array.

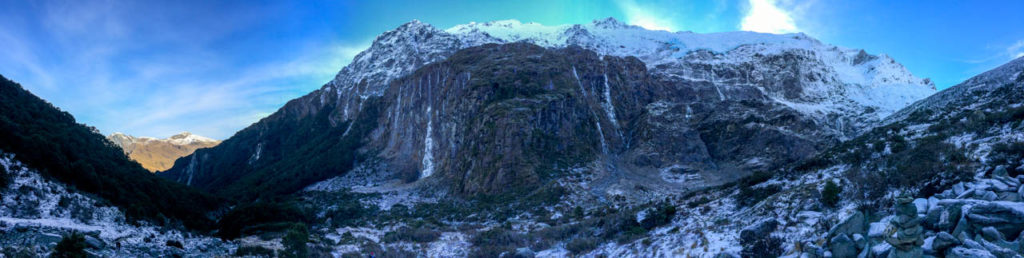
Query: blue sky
[[0, 0, 1022, 139]]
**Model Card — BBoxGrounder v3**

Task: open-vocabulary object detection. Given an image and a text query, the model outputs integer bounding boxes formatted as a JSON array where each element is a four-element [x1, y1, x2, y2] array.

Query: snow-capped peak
[[323, 18, 935, 128]]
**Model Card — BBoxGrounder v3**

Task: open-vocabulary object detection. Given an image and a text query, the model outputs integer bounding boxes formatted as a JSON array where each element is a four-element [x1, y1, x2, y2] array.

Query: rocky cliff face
[[107, 132, 219, 172], [162, 18, 936, 198]]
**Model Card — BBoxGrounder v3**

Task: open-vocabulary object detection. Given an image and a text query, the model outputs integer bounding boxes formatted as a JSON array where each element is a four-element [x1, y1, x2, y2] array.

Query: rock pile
[[822, 166, 1024, 257]]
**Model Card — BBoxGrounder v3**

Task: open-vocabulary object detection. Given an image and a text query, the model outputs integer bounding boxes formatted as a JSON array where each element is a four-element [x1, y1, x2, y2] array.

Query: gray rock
[[514, 247, 536, 258], [1018, 184, 1024, 200], [946, 247, 997, 258], [871, 243, 892, 257], [931, 232, 960, 253], [740, 219, 778, 244], [979, 191, 998, 201], [981, 227, 1006, 242], [997, 192, 1021, 202], [714, 252, 739, 258], [831, 234, 858, 258], [829, 211, 866, 240], [35, 232, 62, 246], [954, 183, 966, 196], [853, 234, 867, 250], [925, 201, 963, 231], [84, 235, 105, 249], [994, 166, 1010, 178], [966, 202, 1024, 238]]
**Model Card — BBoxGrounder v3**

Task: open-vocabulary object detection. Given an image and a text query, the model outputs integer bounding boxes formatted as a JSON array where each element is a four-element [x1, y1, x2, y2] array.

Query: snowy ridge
[[320, 17, 934, 131]]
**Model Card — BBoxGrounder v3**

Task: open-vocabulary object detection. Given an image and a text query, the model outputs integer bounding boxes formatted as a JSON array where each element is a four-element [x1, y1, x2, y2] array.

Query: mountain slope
[[162, 18, 936, 200], [0, 74, 222, 229], [107, 132, 219, 172]]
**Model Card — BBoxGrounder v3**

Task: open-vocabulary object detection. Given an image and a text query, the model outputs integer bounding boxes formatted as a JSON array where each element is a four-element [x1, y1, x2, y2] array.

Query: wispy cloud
[[740, 0, 799, 34], [614, 0, 678, 32], [1009, 40, 1024, 59], [0, 1, 369, 139]]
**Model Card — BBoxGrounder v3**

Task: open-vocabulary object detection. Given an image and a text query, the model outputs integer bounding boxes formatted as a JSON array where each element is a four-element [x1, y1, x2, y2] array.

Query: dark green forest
[[0, 75, 222, 230]]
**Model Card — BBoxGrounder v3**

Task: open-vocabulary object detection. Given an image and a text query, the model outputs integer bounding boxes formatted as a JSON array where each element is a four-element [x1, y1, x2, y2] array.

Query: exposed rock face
[[107, 132, 219, 172], [162, 18, 935, 198]]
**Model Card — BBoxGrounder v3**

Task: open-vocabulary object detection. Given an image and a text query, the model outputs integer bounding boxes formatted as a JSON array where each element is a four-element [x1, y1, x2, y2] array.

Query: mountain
[[161, 18, 935, 201], [0, 74, 221, 230], [696, 56, 1023, 257], [107, 132, 219, 172]]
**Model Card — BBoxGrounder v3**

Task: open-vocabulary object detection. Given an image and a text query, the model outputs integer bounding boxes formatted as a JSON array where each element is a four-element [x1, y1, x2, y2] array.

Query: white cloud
[[740, 0, 799, 34], [614, 0, 678, 32], [1009, 40, 1024, 59]]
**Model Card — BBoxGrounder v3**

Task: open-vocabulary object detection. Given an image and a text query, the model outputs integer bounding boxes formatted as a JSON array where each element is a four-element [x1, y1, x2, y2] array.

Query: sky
[[0, 0, 1022, 139]]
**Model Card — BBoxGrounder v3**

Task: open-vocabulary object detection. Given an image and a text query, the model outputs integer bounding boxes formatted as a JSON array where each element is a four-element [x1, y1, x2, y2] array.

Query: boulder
[[830, 234, 858, 258], [871, 243, 892, 257], [514, 247, 536, 258], [829, 211, 866, 240], [966, 202, 1024, 238], [930, 232, 960, 253], [997, 192, 1020, 202], [740, 219, 778, 244], [946, 247, 997, 258], [925, 201, 963, 231], [914, 198, 929, 216], [852, 234, 867, 250], [953, 183, 966, 196], [35, 232, 62, 246], [979, 191, 998, 201], [1018, 184, 1024, 200], [84, 235, 105, 249], [980, 227, 1005, 242], [869, 221, 889, 238]]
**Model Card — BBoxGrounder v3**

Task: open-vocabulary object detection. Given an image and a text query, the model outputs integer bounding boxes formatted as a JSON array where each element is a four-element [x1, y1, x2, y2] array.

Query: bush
[[740, 235, 783, 258], [235, 246, 275, 257], [565, 237, 599, 254], [735, 184, 782, 208], [51, 232, 88, 258], [640, 202, 676, 230], [821, 180, 842, 208], [282, 224, 309, 258], [382, 226, 441, 243], [165, 240, 184, 249], [217, 201, 309, 239]]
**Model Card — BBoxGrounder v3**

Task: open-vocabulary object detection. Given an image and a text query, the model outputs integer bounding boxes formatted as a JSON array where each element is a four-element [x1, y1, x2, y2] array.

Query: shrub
[[640, 202, 676, 230], [383, 226, 441, 243], [217, 201, 309, 239], [735, 184, 782, 208], [52, 232, 88, 258], [235, 246, 275, 257], [282, 224, 309, 258], [165, 240, 184, 249], [740, 235, 783, 258], [820, 180, 842, 208], [565, 237, 599, 254]]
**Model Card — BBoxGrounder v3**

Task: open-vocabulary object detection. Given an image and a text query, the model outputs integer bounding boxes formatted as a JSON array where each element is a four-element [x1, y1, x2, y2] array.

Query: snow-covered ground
[[0, 152, 234, 257]]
